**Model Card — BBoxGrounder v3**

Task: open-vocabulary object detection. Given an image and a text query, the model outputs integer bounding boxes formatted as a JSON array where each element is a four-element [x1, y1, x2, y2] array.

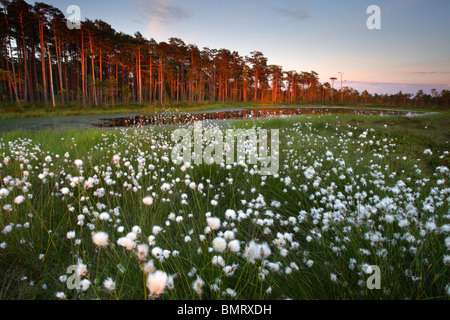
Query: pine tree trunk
[[54, 33, 64, 104], [138, 46, 142, 104], [81, 32, 87, 106], [149, 50, 153, 103], [254, 69, 258, 102], [19, 13, 28, 103], [89, 32, 97, 106], [46, 42, 55, 107], [39, 20, 47, 103]]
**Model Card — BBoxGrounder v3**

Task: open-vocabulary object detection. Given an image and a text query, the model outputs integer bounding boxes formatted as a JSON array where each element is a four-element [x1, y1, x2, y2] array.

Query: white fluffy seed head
[[225, 209, 236, 220], [143, 196, 154, 206], [14, 195, 25, 205], [192, 276, 204, 296], [212, 237, 227, 252], [92, 232, 109, 247], [103, 277, 116, 292], [144, 260, 156, 275], [113, 155, 120, 164], [76, 261, 87, 277], [80, 279, 90, 291], [207, 217, 221, 230], [136, 244, 149, 262], [74, 159, 83, 167], [223, 230, 235, 240], [146, 271, 168, 297], [228, 240, 240, 253], [117, 237, 135, 250]]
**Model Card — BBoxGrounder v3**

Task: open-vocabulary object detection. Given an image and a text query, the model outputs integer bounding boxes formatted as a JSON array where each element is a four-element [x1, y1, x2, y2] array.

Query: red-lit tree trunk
[[39, 19, 47, 103], [46, 42, 55, 107], [81, 31, 86, 106]]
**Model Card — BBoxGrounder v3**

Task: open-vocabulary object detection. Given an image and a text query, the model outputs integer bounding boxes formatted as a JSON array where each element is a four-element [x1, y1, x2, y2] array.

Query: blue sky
[[29, 0, 450, 95]]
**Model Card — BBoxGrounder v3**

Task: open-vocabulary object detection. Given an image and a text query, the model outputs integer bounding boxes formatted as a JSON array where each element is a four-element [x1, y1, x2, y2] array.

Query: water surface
[[92, 107, 432, 128], [0, 106, 434, 131]]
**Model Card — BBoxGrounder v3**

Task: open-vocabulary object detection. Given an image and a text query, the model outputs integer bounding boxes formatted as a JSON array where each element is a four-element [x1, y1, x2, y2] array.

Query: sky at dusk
[[28, 0, 450, 95]]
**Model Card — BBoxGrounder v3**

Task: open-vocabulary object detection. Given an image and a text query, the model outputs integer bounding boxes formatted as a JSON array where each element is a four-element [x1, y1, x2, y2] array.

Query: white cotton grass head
[[143, 196, 154, 206], [113, 154, 120, 165], [117, 237, 136, 250], [76, 261, 87, 277], [228, 239, 240, 253], [212, 237, 227, 252], [146, 270, 168, 298], [224, 288, 237, 298], [55, 292, 66, 300], [132, 226, 142, 234], [151, 247, 163, 258], [136, 244, 149, 262], [126, 232, 137, 241], [167, 274, 175, 290], [92, 231, 109, 247], [243, 240, 270, 262], [244, 241, 261, 263], [99, 212, 110, 221], [443, 255, 450, 266], [144, 260, 156, 275], [212, 255, 225, 267], [176, 216, 184, 223], [0, 188, 9, 197], [425, 221, 437, 232], [225, 209, 236, 220], [192, 276, 204, 296], [74, 159, 83, 168], [2, 225, 12, 235], [80, 279, 90, 291], [207, 217, 221, 230], [304, 166, 316, 179], [160, 183, 171, 192], [152, 226, 163, 236], [223, 230, 235, 240], [223, 264, 239, 277], [14, 195, 25, 205], [103, 277, 116, 292], [440, 224, 450, 233], [260, 243, 272, 258], [280, 248, 289, 257]]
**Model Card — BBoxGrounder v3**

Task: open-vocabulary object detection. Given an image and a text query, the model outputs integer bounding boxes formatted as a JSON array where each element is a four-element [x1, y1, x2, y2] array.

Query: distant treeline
[[0, 0, 449, 108]]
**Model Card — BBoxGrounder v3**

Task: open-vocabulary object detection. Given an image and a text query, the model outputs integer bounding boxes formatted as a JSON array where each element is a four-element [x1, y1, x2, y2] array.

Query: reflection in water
[[93, 107, 420, 128]]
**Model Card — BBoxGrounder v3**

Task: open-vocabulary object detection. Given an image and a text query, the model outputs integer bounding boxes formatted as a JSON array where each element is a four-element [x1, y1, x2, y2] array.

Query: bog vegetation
[[0, 112, 449, 300]]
